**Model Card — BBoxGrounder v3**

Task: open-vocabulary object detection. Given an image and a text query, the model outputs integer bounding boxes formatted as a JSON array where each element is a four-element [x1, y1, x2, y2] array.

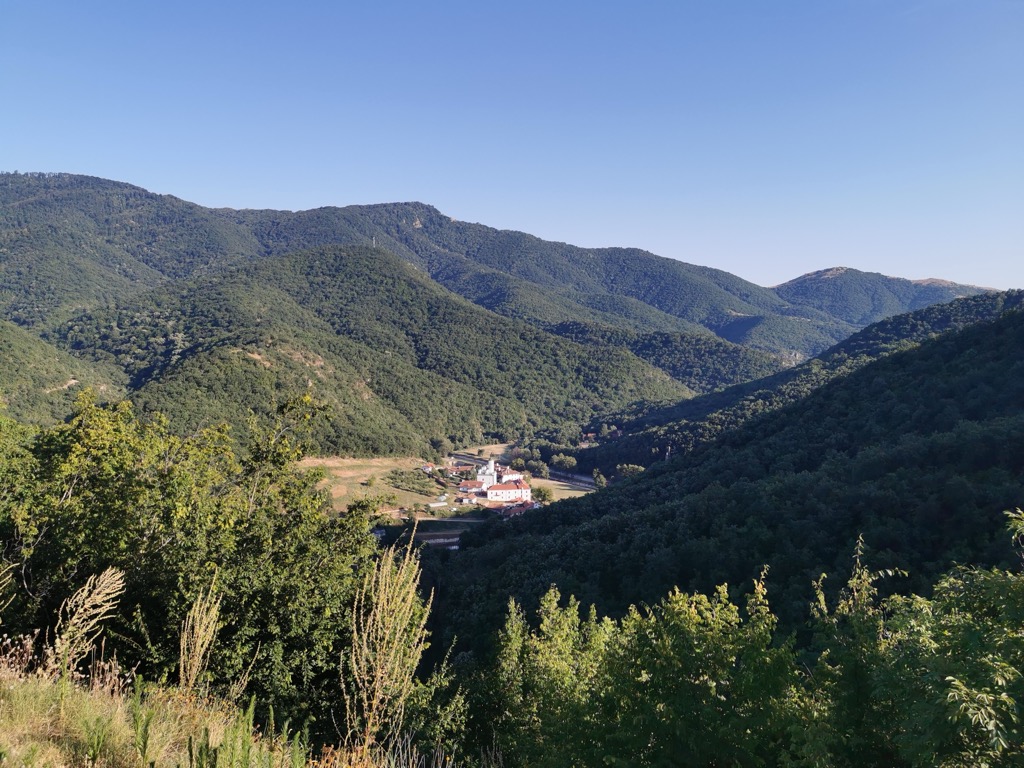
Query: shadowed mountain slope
[[433, 298, 1024, 647], [569, 290, 1024, 474]]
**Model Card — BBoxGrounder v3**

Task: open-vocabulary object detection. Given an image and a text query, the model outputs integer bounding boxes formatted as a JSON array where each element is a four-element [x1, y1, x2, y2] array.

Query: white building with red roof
[[486, 479, 532, 503], [476, 459, 524, 488], [450, 459, 533, 505]]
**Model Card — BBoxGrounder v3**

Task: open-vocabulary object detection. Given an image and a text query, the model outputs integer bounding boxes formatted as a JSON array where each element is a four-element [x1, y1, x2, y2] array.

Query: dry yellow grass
[[530, 476, 590, 502], [457, 442, 511, 460], [179, 577, 222, 695], [299, 456, 437, 512], [49, 568, 126, 680], [343, 536, 431, 761], [0, 667, 299, 768], [1, 614, 263, 768]]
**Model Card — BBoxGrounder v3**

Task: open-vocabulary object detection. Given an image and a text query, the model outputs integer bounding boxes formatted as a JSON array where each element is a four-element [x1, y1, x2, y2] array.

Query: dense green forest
[[566, 290, 1024, 475], [47, 244, 688, 455], [544, 321, 787, 394], [434, 302, 1024, 653], [0, 395, 377, 732], [462, 534, 1024, 767], [0, 319, 125, 423]]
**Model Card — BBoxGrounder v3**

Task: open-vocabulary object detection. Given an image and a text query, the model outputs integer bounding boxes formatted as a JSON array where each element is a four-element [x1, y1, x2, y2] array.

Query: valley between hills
[[1, 171, 1022, 766]]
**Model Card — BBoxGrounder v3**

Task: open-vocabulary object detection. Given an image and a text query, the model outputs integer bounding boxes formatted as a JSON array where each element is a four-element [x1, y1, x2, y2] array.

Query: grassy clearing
[[298, 456, 444, 512], [453, 443, 511, 461], [531, 476, 590, 502]]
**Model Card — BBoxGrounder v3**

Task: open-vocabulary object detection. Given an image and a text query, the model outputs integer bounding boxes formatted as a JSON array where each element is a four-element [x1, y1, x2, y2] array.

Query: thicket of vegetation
[[461, 521, 1024, 766], [0, 395, 378, 735], [0, 523, 453, 768]]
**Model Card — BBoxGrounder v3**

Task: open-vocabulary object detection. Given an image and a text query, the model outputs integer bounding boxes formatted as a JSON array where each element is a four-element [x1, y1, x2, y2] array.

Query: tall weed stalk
[[343, 534, 432, 763], [179, 577, 221, 695]]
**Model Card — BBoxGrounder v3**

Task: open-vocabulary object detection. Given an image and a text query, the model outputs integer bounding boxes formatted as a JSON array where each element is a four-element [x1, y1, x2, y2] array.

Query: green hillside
[[0, 319, 125, 423], [435, 300, 1024, 647], [55, 245, 690, 455], [303, 202, 857, 357], [0, 173, 268, 326]]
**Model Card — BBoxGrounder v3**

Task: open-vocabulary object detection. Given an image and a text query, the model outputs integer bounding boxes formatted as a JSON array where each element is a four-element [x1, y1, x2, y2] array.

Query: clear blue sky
[[3, 0, 1021, 288]]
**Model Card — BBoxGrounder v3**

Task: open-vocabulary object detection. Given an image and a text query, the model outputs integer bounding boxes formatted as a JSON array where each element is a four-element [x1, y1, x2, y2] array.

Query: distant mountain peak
[[776, 266, 861, 287], [778, 270, 987, 294], [912, 277, 982, 289], [772, 266, 988, 327], [816, 266, 852, 279]]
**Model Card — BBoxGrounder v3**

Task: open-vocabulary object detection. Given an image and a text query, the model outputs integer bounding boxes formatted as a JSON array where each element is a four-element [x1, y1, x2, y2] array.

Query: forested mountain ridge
[[1, 172, 985, 354], [0, 173, 267, 326], [305, 201, 859, 357], [774, 266, 989, 326], [0, 171, 994, 451], [569, 289, 1024, 474], [434, 300, 1024, 647]]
